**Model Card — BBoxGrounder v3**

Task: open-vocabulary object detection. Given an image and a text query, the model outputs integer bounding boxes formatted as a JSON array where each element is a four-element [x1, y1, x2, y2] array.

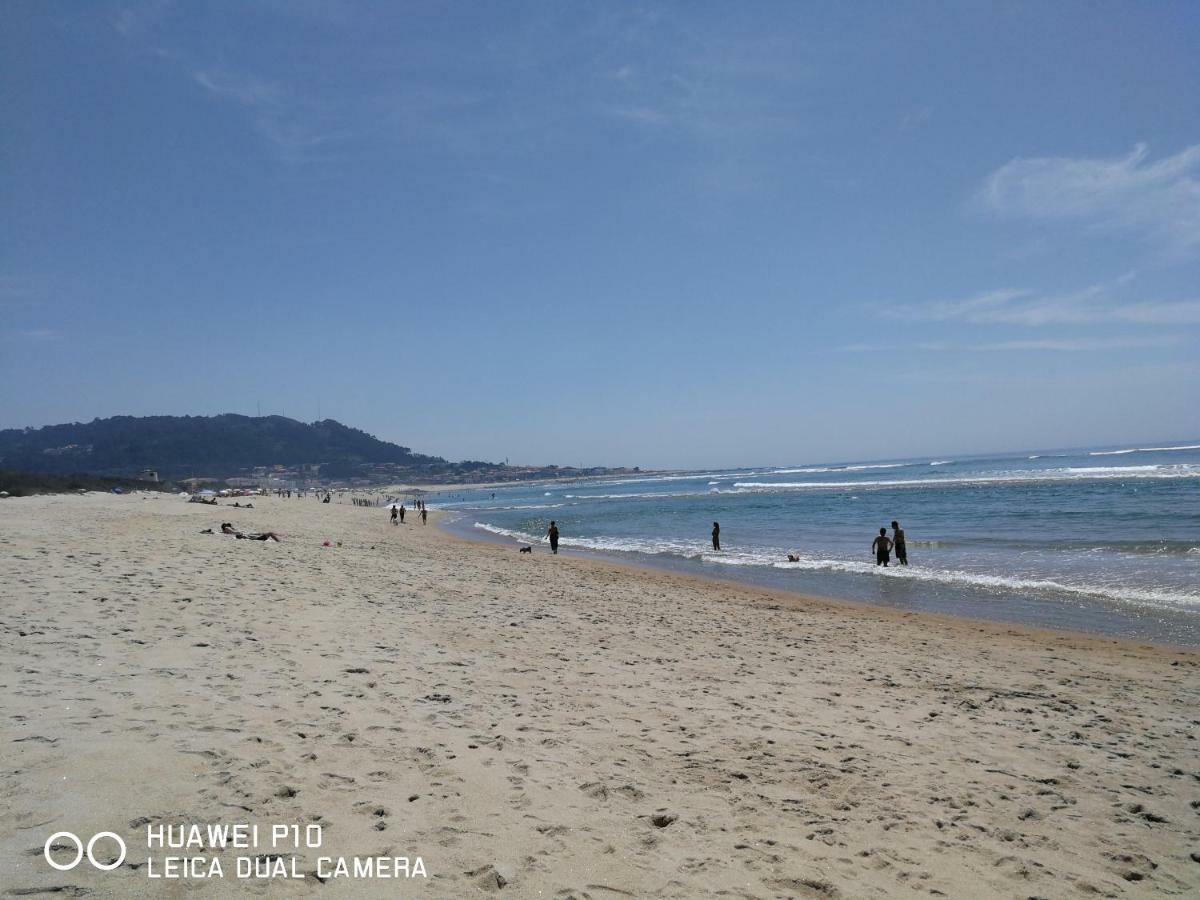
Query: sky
[[2, 1, 1199, 469]]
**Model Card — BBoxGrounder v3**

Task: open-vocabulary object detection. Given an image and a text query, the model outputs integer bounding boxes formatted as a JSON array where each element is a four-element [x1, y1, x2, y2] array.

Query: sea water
[[434, 443, 1200, 646]]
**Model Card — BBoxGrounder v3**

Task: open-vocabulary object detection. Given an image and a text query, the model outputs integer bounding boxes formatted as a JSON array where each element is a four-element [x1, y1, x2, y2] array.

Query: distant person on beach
[[390, 506, 398, 525], [872, 528, 893, 566], [399, 505, 405, 523], [547, 520, 559, 554], [239, 531, 280, 542], [711, 521, 721, 551], [891, 521, 908, 565], [420, 507, 427, 524], [215, 522, 280, 541]]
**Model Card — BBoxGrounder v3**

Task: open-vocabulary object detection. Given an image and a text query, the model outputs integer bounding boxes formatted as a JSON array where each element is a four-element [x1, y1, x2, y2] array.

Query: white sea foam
[[1060, 465, 1162, 475], [589, 471, 759, 487], [564, 490, 705, 501], [929, 460, 953, 466], [727, 464, 1200, 492], [471, 503, 565, 511], [762, 467, 837, 475], [471, 523, 1200, 610], [1090, 443, 1200, 456], [473, 523, 705, 558], [751, 556, 1200, 610]]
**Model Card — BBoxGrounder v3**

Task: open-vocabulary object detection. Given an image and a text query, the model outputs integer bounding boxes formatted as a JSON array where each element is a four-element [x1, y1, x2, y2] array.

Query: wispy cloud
[[836, 335, 1183, 353], [977, 143, 1200, 254], [112, 1, 171, 38], [193, 68, 281, 107], [1, 328, 61, 343], [977, 336, 1179, 352], [909, 276, 1200, 326], [900, 106, 932, 132], [20, 328, 60, 341], [190, 66, 352, 162]]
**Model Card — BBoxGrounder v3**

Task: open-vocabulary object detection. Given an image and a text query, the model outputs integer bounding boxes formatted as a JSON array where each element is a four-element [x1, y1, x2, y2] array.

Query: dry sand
[[1, 492, 1197, 898]]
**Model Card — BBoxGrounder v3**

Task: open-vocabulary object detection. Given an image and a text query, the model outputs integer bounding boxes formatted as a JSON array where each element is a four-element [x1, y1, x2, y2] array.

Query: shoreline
[[3, 493, 1197, 898], [438, 510, 1200, 657]]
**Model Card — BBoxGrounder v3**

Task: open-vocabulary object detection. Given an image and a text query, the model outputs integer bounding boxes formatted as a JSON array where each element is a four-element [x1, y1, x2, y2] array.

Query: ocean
[[434, 442, 1200, 647]]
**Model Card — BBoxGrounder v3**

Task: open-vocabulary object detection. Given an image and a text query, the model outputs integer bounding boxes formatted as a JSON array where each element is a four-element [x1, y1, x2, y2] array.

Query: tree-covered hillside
[[0, 415, 449, 478]]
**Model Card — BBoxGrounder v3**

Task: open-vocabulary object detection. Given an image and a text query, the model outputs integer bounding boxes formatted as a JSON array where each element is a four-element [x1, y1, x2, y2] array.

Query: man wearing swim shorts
[[872, 528, 892, 566], [891, 520, 907, 565]]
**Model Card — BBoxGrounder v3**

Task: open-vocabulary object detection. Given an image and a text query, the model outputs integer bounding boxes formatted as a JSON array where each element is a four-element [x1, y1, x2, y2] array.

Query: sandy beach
[[2, 492, 1197, 898]]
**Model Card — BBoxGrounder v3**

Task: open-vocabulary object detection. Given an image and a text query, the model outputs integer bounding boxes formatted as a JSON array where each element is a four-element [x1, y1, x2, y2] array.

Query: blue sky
[[2, 2, 1198, 468]]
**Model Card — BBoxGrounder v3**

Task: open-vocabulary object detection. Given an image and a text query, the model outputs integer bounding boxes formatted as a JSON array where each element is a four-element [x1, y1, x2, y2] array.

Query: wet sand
[[2, 492, 1197, 897]]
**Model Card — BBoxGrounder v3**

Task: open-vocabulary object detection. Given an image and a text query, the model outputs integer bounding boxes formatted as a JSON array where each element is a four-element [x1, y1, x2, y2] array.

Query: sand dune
[[1, 492, 1197, 897]]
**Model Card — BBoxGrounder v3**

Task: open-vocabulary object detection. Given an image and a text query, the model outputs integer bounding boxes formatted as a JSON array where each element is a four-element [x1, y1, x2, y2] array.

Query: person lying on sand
[[237, 531, 280, 541], [203, 523, 281, 542]]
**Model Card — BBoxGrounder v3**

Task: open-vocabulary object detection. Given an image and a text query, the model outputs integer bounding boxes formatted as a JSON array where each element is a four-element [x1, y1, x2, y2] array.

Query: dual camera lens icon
[[43, 832, 126, 871]]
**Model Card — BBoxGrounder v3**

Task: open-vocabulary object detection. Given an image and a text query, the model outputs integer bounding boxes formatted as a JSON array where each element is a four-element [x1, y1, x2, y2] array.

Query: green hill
[[0, 415, 451, 480]]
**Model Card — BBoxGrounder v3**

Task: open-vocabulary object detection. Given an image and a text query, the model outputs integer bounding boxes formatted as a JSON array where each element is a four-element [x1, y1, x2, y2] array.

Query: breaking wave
[[471, 523, 1200, 611]]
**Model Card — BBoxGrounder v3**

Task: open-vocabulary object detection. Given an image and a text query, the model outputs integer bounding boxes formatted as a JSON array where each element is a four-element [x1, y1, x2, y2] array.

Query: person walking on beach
[[711, 521, 721, 551], [891, 521, 908, 565], [872, 527, 893, 567], [547, 520, 559, 554], [390, 506, 398, 525], [420, 507, 427, 525], [399, 505, 405, 524]]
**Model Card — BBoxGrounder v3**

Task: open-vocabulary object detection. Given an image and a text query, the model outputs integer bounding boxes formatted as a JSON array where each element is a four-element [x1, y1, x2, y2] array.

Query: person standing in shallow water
[[711, 521, 721, 551], [547, 520, 559, 554], [872, 527, 893, 567], [891, 520, 908, 565]]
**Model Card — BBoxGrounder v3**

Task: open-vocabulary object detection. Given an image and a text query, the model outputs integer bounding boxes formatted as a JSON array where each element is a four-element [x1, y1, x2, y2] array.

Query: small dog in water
[[519, 546, 533, 554]]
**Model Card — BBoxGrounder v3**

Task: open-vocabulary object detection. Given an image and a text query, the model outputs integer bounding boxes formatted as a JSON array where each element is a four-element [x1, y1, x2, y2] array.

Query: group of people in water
[[871, 521, 908, 566], [540, 518, 909, 567]]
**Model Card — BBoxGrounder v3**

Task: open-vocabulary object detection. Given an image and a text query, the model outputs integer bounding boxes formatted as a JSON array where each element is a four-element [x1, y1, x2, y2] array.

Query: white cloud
[[1, 328, 60, 343], [193, 69, 281, 107], [911, 276, 1200, 326], [900, 106, 932, 131], [190, 68, 352, 162], [835, 335, 1183, 353], [978, 143, 1200, 254], [978, 336, 1179, 352]]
